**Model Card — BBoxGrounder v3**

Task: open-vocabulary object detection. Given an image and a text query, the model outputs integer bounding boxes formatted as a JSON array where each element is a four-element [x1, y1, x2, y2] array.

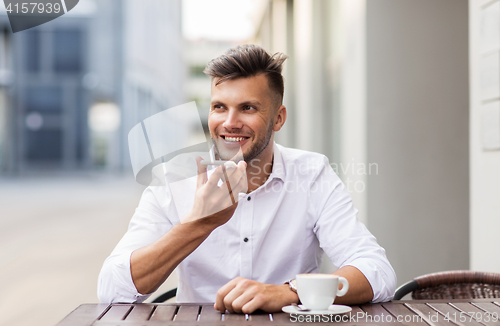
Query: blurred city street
[[0, 173, 177, 326]]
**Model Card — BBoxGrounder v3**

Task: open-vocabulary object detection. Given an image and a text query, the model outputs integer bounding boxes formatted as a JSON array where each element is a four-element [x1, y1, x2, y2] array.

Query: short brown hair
[[203, 44, 288, 104]]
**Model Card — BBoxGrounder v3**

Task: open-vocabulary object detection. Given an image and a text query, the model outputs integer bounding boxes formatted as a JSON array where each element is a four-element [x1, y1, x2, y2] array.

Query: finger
[[195, 156, 208, 188], [230, 290, 257, 314], [223, 286, 247, 314], [224, 160, 246, 179], [206, 165, 225, 188], [223, 161, 237, 169], [215, 279, 238, 312], [241, 297, 262, 314]]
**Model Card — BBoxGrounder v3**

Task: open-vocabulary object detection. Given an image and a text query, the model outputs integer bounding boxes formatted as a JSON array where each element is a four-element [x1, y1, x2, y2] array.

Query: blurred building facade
[[0, 24, 12, 172], [120, 0, 186, 171], [469, 0, 500, 273], [0, 0, 185, 174], [253, 0, 473, 285]]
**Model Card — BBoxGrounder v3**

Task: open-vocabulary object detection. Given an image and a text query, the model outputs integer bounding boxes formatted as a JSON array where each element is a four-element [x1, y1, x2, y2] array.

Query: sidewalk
[[0, 173, 178, 326]]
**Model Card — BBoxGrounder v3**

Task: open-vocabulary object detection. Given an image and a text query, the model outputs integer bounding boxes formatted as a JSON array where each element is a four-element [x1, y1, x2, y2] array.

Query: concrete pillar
[[365, 0, 469, 285]]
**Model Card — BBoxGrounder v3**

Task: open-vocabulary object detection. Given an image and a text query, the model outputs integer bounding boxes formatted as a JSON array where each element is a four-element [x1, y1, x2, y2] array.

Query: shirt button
[[247, 196, 251, 201], [243, 237, 249, 242]]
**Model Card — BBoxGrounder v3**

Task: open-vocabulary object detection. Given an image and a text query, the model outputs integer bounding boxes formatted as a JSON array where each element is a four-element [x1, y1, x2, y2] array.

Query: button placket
[[239, 194, 253, 279]]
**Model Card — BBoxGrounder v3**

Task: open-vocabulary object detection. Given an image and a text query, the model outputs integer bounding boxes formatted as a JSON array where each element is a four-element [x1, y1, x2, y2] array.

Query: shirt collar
[[269, 142, 285, 182]]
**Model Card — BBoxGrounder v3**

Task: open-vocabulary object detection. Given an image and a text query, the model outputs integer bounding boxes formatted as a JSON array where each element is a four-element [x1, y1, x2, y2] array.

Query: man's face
[[208, 74, 282, 163]]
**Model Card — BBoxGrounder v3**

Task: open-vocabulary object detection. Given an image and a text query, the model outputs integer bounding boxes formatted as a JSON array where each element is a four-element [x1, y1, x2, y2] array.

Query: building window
[[53, 29, 83, 73], [24, 30, 40, 73], [25, 86, 62, 112], [26, 130, 62, 161]]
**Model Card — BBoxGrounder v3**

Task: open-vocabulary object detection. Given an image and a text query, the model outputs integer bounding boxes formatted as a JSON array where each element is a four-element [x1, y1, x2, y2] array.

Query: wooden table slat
[[351, 306, 367, 319], [175, 305, 200, 321], [383, 302, 429, 326], [428, 303, 485, 326], [472, 302, 500, 315], [361, 303, 392, 317], [223, 312, 247, 322], [149, 305, 177, 321], [361, 303, 408, 324], [125, 304, 155, 321], [99, 305, 132, 321], [350, 306, 366, 316], [406, 303, 459, 326], [272, 311, 294, 323], [248, 312, 272, 323], [199, 305, 222, 321], [55, 304, 109, 326], [451, 302, 500, 326]]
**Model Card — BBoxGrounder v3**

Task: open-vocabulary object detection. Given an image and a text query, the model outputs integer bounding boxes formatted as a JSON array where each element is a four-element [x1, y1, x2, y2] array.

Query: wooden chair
[[393, 270, 500, 300]]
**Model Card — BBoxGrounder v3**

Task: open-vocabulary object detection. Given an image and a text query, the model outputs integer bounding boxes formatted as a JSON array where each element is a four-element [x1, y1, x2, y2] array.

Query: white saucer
[[282, 304, 352, 315]]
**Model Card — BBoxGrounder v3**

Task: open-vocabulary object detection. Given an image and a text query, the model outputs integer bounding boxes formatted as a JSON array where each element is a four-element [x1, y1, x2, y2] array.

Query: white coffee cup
[[296, 274, 349, 310]]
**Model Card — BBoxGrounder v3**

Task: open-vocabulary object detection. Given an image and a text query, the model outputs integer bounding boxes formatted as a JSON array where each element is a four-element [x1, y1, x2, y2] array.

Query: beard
[[211, 120, 274, 163], [241, 120, 274, 163]]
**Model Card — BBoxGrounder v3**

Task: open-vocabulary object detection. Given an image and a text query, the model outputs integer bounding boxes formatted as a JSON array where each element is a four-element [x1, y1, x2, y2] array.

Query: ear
[[273, 105, 287, 132]]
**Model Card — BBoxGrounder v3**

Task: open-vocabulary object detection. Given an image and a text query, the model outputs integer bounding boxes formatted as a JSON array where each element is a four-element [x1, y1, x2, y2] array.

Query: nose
[[222, 108, 243, 130]]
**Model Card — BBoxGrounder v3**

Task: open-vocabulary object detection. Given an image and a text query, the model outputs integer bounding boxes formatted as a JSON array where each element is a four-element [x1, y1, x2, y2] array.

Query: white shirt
[[98, 143, 397, 303]]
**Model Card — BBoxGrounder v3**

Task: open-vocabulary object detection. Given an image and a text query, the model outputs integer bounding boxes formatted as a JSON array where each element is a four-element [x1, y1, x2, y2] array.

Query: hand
[[181, 157, 248, 227], [214, 277, 299, 314]]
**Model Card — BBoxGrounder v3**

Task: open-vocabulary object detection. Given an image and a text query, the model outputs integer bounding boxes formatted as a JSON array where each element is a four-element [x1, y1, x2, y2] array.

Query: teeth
[[225, 136, 245, 142]]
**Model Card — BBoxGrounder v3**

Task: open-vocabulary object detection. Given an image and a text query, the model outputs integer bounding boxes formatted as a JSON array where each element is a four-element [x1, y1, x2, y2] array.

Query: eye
[[212, 104, 225, 111], [243, 105, 256, 111]]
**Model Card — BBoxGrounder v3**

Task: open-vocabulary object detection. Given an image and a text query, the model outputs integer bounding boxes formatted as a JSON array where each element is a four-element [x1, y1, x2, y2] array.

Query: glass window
[[26, 130, 62, 161], [24, 30, 40, 73], [25, 86, 63, 112], [53, 29, 83, 73]]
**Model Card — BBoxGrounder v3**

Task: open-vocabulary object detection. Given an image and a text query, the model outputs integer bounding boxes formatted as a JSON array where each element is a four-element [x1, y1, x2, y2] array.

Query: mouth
[[220, 135, 250, 143]]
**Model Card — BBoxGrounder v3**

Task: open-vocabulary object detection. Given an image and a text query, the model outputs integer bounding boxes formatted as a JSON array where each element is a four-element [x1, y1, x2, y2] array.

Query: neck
[[245, 144, 274, 193]]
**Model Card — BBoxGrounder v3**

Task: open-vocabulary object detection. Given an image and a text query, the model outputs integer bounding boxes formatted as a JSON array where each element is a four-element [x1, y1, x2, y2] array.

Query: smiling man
[[98, 45, 396, 313]]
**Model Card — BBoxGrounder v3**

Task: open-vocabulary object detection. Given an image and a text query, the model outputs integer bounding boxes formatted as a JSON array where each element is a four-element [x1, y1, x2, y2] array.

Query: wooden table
[[56, 299, 500, 325]]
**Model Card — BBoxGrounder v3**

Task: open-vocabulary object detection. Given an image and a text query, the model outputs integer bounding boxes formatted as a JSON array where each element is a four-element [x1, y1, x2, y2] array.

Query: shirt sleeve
[[97, 186, 174, 303], [311, 158, 397, 303]]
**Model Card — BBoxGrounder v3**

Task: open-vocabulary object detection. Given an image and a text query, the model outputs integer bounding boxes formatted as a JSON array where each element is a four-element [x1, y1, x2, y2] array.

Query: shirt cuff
[[343, 260, 396, 303], [98, 251, 151, 303]]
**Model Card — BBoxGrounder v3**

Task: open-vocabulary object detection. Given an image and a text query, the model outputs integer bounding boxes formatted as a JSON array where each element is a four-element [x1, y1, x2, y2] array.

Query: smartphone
[[200, 160, 232, 166]]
